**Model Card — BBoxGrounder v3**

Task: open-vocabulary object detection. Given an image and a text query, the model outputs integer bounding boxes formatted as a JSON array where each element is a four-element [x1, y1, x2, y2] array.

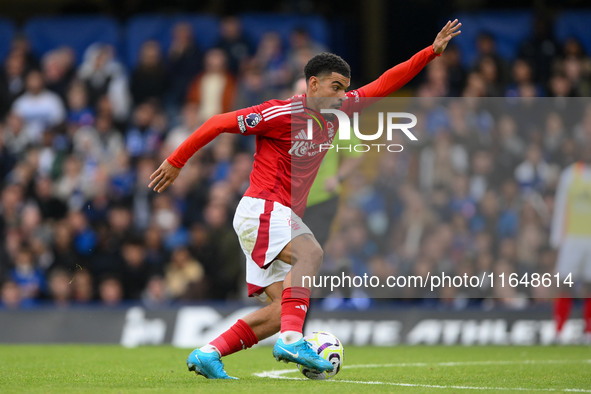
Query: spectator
[[441, 44, 466, 96], [10, 246, 44, 303], [121, 238, 151, 299], [131, 40, 169, 106], [186, 48, 237, 120], [65, 80, 94, 128], [11, 69, 66, 142], [50, 221, 79, 271], [98, 275, 123, 306], [71, 269, 93, 304], [477, 56, 503, 96], [252, 32, 290, 91], [419, 130, 469, 192], [0, 50, 28, 118], [2, 113, 30, 158], [233, 65, 275, 109], [165, 247, 206, 300], [73, 113, 123, 166], [519, 16, 558, 84], [125, 101, 163, 159], [167, 22, 202, 109], [505, 58, 542, 97], [286, 27, 325, 78], [514, 144, 551, 192], [216, 16, 253, 74], [42, 46, 76, 101], [77, 43, 130, 122], [10, 34, 38, 70], [53, 155, 89, 210], [47, 268, 71, 306], [473, 32, 509, 84], [0, 280, 25, 309], [559, 38, 591, 97], [142, 275, 170, 308]]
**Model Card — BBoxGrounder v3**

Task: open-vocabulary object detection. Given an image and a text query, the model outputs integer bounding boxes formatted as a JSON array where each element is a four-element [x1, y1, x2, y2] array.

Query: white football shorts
[[233, 196, 312, 300]]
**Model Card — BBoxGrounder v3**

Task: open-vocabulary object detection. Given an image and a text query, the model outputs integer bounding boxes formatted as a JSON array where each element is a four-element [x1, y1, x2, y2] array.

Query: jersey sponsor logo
[[327, 121, 335, 138], [237, 115, 247, 133], [350, 90, 360, 103], [245, 113, 262, 128]]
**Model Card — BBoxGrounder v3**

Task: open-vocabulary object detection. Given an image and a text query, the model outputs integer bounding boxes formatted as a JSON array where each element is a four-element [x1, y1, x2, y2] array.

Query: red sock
[[584, 298, 591, 333], [210, 319, 258, 357], [554, 297, 573, 333], [280, 287, 311, 333]]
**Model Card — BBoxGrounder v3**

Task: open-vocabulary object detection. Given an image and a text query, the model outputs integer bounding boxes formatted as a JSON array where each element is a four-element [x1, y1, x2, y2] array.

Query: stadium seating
[[554, 10, 591, 55], [0, 18, 15, 62], [239, 13, 330, 48], [23, 16, 120, 64], [15, 10, 591, 70], [125, 14, 220, 68], [453, 11, 534, 67]]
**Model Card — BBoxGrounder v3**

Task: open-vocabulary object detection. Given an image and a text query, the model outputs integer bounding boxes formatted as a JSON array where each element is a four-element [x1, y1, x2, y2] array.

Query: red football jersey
[[167, 46, 439, 217], [234, 94, 364, 216]]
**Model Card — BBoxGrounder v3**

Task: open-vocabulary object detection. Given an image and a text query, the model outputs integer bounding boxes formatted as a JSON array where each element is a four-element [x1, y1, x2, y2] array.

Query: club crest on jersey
[[245, 113, 262, 128]]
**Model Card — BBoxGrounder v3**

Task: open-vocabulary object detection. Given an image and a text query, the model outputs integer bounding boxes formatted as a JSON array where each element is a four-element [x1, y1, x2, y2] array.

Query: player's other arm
[[149, 111, 238, 193], [357, 19, 461, 98]]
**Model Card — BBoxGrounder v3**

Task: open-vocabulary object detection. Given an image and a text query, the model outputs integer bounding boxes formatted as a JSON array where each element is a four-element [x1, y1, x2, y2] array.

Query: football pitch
[[1, 345, 589, 393]]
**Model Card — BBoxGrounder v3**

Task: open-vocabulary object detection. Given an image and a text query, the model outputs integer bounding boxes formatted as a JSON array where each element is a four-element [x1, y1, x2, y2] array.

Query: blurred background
[[1, 0, 591, 345]]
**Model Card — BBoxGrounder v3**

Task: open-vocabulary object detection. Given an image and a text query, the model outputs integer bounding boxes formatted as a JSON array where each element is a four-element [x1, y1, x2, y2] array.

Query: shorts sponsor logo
[[237, 115, 247, 133], [245, 113, 262, 128]]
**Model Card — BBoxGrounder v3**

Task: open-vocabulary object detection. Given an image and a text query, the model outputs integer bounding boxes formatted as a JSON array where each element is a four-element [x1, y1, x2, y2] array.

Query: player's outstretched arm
[[148, 111, 238, 193], [432, 19, 462, 55], [355, 19, 461, 99]]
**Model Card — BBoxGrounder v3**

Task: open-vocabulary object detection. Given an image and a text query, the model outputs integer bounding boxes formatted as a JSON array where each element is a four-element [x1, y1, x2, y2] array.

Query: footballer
[[149, 19, 461, 379]]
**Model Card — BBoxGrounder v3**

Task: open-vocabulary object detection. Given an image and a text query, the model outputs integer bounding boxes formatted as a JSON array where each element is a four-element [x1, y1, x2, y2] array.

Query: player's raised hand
[[432, 19, 462, 55], [149, 160, 181, 193]]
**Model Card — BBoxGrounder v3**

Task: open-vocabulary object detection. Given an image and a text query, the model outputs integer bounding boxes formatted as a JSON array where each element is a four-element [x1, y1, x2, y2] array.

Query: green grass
[[0, 345, 589, 393]]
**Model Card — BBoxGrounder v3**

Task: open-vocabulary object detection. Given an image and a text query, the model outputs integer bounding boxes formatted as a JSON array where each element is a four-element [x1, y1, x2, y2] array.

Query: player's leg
[[186, 282, 283, 379], [240, 281, 282, 339], [553, 239, 580, 338], [271, 234, 334, 372]]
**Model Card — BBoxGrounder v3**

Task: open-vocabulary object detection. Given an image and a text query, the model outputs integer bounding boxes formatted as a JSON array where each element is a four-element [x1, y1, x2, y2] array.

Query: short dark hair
[[304, 52, 351, 82]]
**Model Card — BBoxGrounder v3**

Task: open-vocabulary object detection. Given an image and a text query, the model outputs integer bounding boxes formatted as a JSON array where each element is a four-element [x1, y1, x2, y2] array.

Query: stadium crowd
[[0, 16, 590, 308]]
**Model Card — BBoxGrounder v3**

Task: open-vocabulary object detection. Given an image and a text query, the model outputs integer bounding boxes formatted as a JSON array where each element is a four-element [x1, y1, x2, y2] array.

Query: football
[[298, 331, 344, 380]]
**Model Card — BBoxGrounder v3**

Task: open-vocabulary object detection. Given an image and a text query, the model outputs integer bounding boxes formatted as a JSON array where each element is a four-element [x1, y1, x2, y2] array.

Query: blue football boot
[[186, 349, 238, 379], [272, 337, 334, 372]]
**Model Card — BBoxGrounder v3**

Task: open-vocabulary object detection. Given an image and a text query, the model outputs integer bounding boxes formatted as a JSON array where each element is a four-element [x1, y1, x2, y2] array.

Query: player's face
[[307, 72, 350, 112]]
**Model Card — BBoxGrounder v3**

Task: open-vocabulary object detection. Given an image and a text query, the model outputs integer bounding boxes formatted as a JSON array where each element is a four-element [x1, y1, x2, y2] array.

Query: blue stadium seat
[[453, 11, 533, 67], [0, 18, 15, 63], [239, 13, 330, 48], [125, 14, 219, 68], [554, 10, 591, 55], [23, 16, 120, 65]]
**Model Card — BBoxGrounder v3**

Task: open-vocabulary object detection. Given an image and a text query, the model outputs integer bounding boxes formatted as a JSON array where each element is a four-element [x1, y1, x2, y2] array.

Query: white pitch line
[[343, 359, 591, 369], [253, 359, 591, 392]]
